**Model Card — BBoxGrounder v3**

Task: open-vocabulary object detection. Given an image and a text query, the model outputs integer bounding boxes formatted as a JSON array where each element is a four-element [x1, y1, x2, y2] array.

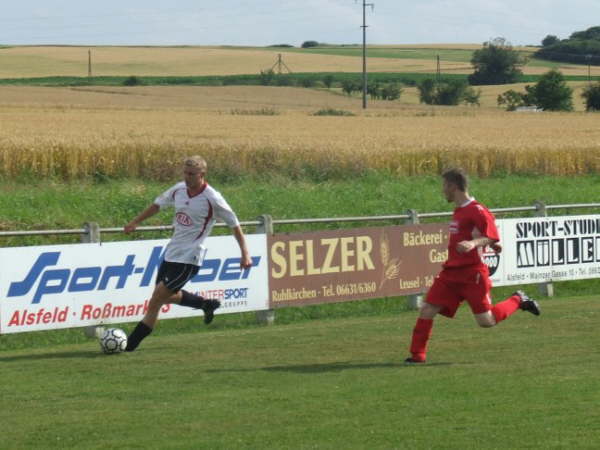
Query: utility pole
[[358, 0, 374, 109], [88, 49, 92, 78], [436, 54, 441, 83], [269, 53, 292, 74]]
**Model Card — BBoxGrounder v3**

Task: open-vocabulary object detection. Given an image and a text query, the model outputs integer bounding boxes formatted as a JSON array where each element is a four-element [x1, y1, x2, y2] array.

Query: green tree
[[417, 78, 436, 104], [581, 82, 600, 111], [341, 79, 360, 96], [301, 40, 319, 48], [497, 90, 531, 111], [570, 26, 600, 41], [322, 75, 335, 88], [542, 35, 559, 47], [468, 38, 526, 85], [381, 83, 403, 101], [526, 69, 573, 111]]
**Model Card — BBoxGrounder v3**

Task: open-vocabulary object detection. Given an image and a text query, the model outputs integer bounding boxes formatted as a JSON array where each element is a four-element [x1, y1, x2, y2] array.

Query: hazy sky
[[2, 1, 599, 47]]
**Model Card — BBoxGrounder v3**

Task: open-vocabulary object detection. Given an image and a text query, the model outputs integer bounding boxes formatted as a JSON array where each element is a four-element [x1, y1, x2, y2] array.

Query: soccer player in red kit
[[405, 168, 540, 364]]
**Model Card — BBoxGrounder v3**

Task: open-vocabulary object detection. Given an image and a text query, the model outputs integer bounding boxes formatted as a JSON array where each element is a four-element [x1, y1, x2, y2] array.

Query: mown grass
[[0, 295, 598, 449]]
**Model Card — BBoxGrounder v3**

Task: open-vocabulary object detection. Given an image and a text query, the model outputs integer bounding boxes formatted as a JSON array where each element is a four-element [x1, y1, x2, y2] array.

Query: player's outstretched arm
[[124, 204, 160, 233], [232, 225, 252, 269], [456, 237, 497, 253]]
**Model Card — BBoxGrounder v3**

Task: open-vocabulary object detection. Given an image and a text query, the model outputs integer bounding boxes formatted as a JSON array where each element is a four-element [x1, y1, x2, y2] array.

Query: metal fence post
[[255, 214, 274, 235], [534, 201, 554, 297], [405, 210, 424, 310], [81, 222, 105, 338], [255, 214, 275, 325], [81, 222, 101, 244]]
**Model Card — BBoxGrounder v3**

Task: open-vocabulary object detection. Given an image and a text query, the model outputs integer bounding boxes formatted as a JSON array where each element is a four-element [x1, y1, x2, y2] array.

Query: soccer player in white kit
[[123, 156, 252, 352]]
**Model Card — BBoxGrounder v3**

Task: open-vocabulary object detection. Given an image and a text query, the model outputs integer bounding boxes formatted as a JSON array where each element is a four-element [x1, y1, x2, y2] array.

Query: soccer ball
[[99, 328, 128, 354]]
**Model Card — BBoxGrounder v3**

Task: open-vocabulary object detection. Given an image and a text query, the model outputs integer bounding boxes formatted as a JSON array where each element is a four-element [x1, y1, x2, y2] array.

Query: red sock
[[491, 294, 520, 323], [409, 318, 433, 361]]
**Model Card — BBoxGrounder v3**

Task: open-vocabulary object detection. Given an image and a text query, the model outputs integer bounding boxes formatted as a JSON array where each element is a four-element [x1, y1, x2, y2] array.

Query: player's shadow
[[0, 350, 106, 363], [262, 361, 453, 373], [206, 360, 452, 374]]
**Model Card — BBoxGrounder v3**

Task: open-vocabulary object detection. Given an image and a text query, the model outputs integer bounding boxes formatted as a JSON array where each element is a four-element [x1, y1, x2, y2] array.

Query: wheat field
[[0, 45, 594, 78], [1, 85, 598, 180]]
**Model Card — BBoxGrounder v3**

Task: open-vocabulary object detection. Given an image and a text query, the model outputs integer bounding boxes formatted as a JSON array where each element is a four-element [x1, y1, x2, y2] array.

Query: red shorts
[[425, 267, 492, 318]]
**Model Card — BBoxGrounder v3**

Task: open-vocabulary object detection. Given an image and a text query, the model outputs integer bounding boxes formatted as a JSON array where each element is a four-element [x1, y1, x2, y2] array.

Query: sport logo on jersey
[[176, 212, 193, 226], [449, 220, 459, 234]]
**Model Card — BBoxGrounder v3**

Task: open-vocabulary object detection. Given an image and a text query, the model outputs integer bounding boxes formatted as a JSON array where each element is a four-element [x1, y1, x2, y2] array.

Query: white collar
[[459, 197, 475, 208]]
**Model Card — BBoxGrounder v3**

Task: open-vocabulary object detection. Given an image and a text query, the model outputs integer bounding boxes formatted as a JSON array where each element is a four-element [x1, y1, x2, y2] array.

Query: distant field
[[0, 85, 597, 181], [1, 295, 598, 449], [0, 45, 595, 78]]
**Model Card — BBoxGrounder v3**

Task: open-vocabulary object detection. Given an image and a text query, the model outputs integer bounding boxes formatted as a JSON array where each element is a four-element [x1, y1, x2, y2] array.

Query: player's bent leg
[[474, 311, 497, 328], [515, 290, 541, 316], [419, 302, 443, 319], [178, 290, 221, 325], [126, 282, 174, 352]]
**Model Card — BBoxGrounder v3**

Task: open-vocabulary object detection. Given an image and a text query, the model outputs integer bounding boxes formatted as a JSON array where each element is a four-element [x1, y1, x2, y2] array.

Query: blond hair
[[183, 155, 207, 174]]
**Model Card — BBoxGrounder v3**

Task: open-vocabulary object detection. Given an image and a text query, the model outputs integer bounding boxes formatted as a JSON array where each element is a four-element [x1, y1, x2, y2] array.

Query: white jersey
[[154, 182, 240, 265]]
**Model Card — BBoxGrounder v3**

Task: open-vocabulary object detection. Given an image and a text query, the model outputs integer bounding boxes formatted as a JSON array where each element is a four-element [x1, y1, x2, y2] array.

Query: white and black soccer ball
[[99, 328, 128, 354]]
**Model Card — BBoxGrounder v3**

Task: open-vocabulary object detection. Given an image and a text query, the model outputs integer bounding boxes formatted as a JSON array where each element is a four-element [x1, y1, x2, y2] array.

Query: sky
[[1, 0, 599, 47]]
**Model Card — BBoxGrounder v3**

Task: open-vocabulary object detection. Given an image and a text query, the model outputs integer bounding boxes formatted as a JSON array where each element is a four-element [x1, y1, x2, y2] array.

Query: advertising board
[[0, 235, 269, 334]]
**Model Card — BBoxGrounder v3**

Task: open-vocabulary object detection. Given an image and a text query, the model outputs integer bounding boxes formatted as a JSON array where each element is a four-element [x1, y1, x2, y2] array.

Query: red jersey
[[443, 199, 499, 271]]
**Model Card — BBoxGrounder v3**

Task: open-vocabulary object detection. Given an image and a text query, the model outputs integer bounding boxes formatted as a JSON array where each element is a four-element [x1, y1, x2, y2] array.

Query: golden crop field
[[1, 85, 598, 181], [0, 46, 441, 78], [0, 45, 593, 78]]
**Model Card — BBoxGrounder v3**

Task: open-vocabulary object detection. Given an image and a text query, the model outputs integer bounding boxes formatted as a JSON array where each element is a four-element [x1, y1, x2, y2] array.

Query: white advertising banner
[[0, 235, 269, 334], [491, 215, 600, 286]]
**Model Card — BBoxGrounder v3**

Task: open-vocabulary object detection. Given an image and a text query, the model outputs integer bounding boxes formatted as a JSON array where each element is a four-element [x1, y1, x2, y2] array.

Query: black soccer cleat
[[202, 299, 221, 324], [404, 357, 426, 365], [514, 290, 541, 316]]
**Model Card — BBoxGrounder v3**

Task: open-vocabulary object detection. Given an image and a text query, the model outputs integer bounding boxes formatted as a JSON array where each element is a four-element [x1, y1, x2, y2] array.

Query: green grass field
[[2, 173, 600, 244], [2, 174, 600, 448], [1, 295, 598, 449]]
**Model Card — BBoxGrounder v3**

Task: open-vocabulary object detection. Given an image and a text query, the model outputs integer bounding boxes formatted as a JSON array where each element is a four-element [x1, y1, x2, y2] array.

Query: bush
[[123, 75, 143, 86], [381, 83, 403, 101], [341, 79, 361, 96], [230, 108, 280, 116], [275, 75, 296, 86], [322, 75, 335, 88], [301, 40, 319, 48], [312, 108, 356, 116], [497, 89, 533, 111], [417, 79, 476, 105], [462, 86, 482, 106], [582, 82, 600, 111], [300, 77, 316, 88], [497, 70, 573, 111], [259, 69, 276, 86]]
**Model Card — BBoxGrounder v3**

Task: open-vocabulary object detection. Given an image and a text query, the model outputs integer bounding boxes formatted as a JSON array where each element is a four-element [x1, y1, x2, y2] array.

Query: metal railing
[[1, 201, 600, 240]]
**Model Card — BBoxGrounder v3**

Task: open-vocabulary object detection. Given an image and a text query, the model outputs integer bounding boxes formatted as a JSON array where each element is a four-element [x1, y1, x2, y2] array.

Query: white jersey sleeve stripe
[[195, 199, 213, 241]]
